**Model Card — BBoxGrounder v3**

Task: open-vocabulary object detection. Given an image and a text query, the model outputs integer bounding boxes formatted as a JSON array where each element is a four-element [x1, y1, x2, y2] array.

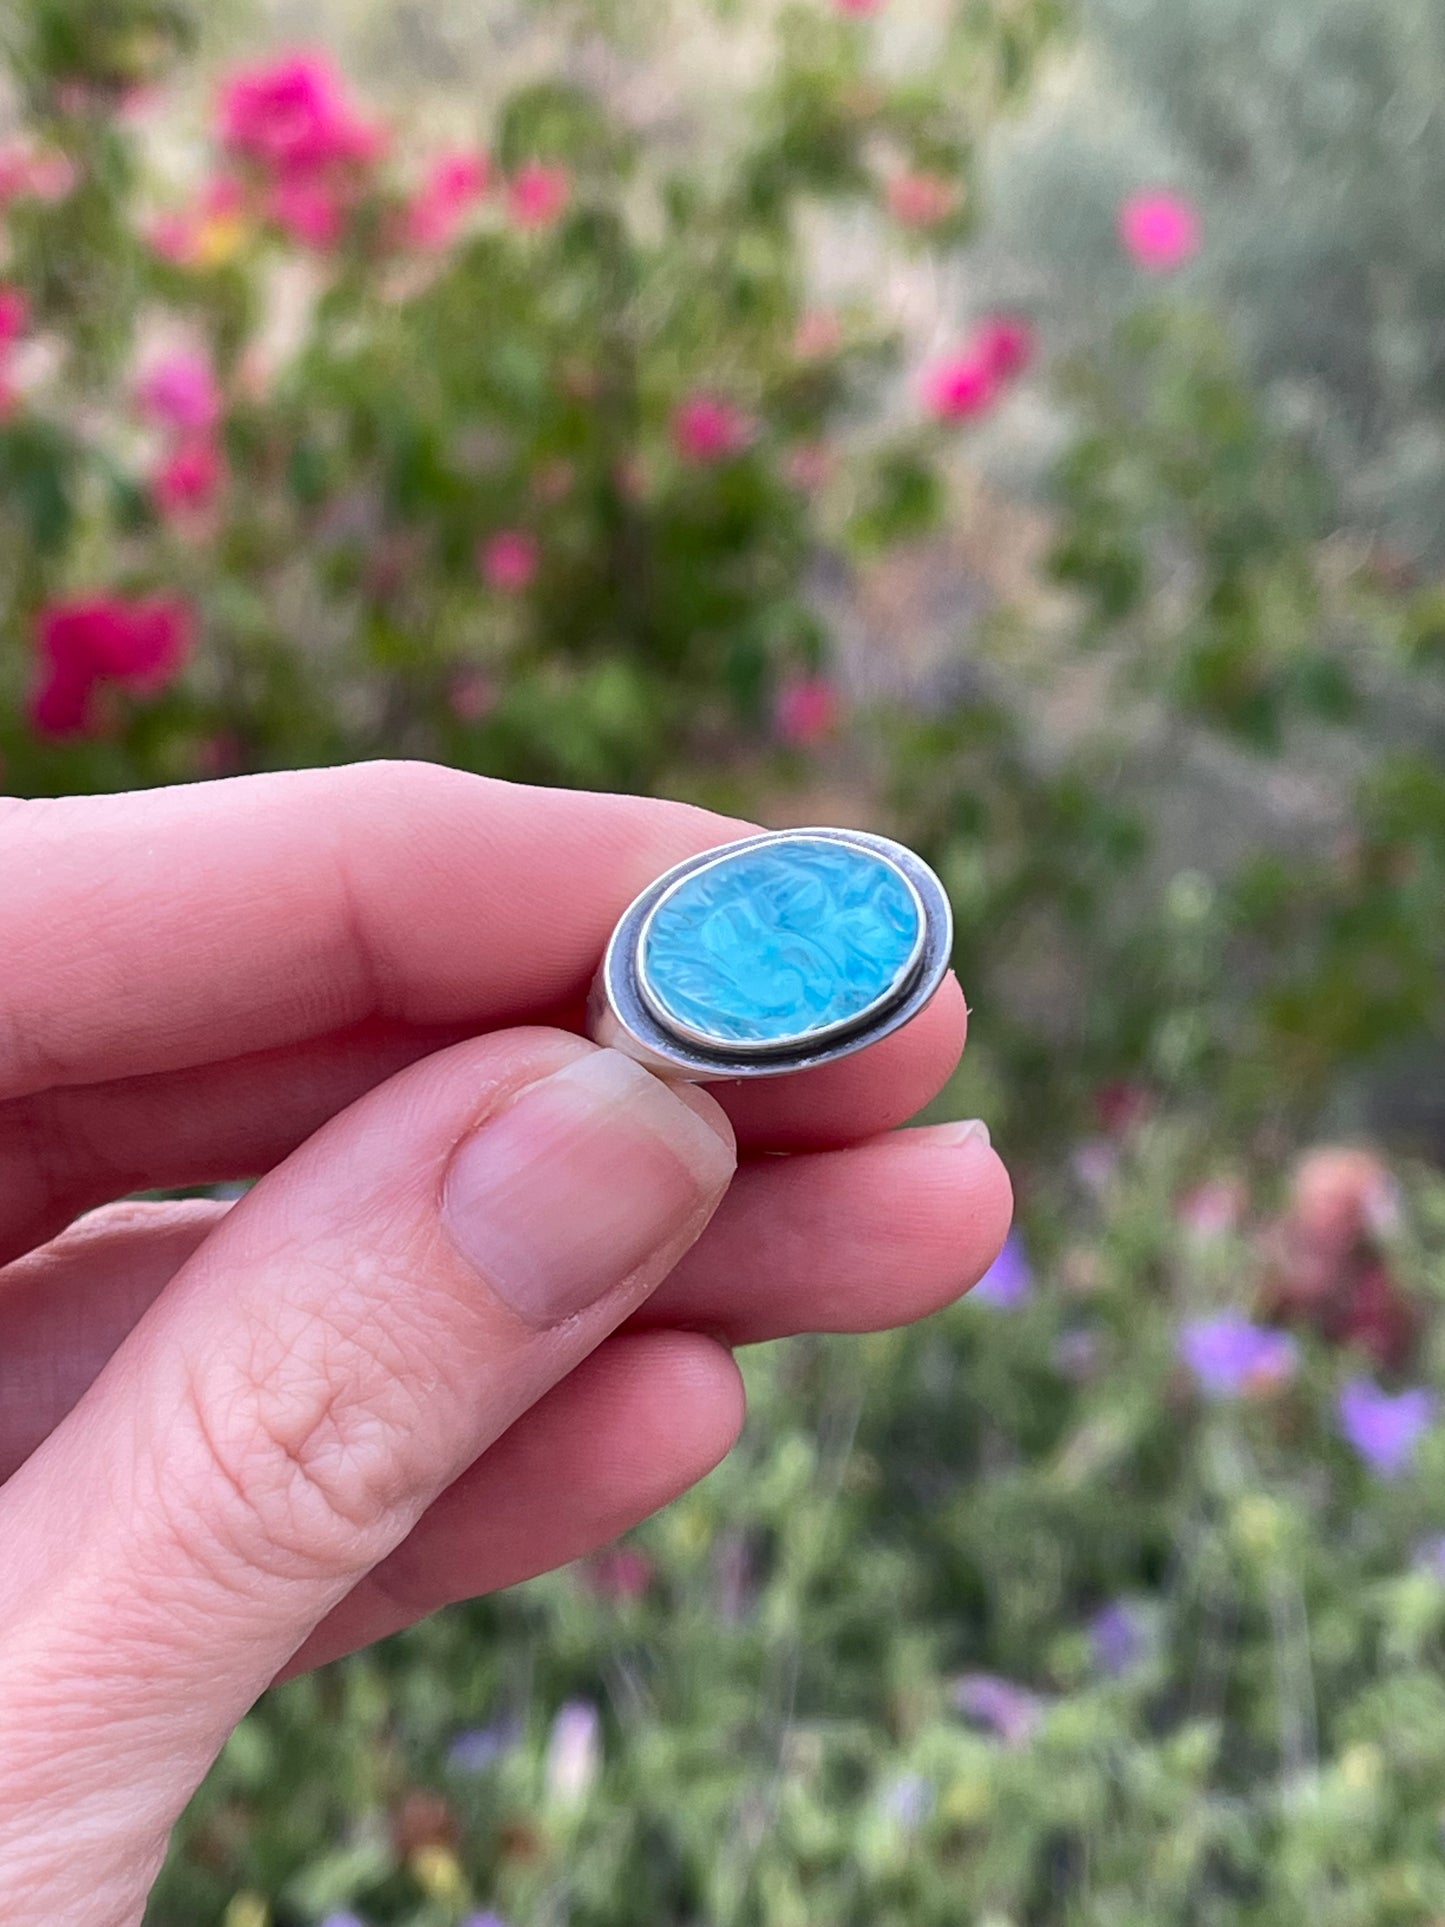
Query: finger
[[0, 1120, 1006, 1477], [0, 764, 749, 1102], [0, 1031, 735, 1922], [282, 1329, 744, 1677], [0, 974, 966, 1265], [647, 1117, 1011, 1341], [0, 1016, 476, 1266]]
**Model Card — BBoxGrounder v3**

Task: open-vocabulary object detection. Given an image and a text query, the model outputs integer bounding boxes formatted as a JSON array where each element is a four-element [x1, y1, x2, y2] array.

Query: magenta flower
[[0, 284, 31, 347], [30, 596, 195, 738], [152, 440, 226, 518], [478, 529, 540, 593], [405, 149, 490, 249], [952, 1672, 1043, 1745], [506, 161, 571, 231], [1179, 1314, 1297, 1400], [974, 315, 1035, 381], [886, 170, 960, 229], [1117, 191, 1201, 272], [921, 353, 997, 421], [137, 349, 222, 435], [774, 672, 840, 746], [218, 51, 383, 180], [671, 393, 753, 464], [268, 176, 345, 249], [1338, 1379, 1436, 1478], [835, 0, 887, 13], [971, 1231, 1034, 1309]]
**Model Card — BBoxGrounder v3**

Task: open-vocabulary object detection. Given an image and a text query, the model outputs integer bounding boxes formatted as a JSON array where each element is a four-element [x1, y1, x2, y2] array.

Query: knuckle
[[167, 1268, 441, 1586]]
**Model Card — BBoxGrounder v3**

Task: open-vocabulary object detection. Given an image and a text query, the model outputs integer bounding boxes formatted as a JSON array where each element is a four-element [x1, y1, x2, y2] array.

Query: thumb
[[0, 1030, 734, 1926]]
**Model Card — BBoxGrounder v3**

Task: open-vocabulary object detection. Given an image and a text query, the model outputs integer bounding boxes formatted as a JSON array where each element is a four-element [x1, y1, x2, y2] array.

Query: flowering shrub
[[160, 1138, 1445, 1927], [2, 3, 1445, 1923]]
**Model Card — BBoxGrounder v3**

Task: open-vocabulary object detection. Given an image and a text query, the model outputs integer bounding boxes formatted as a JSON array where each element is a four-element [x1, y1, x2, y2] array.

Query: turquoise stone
[[640, 838, 922, 1048]]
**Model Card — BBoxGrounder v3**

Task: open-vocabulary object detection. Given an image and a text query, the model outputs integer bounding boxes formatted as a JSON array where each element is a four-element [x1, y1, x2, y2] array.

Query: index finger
[[0, 762, 746, 1103]]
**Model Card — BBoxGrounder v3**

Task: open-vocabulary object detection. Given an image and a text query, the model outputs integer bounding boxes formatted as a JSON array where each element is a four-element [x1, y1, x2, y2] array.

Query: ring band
[[587, 826, 953, 1082]]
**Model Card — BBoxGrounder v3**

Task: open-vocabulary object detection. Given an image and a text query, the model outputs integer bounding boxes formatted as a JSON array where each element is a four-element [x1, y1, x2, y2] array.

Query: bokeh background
[[3, 1, 1445, 1922]]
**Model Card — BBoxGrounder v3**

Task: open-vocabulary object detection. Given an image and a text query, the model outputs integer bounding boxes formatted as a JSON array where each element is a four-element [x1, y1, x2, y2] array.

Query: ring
[[587, 826, 953, 1082]]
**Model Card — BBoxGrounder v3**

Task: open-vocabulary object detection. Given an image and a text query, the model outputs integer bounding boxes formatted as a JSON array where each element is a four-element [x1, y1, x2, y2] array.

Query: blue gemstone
[[639, 838, 923, 1048]]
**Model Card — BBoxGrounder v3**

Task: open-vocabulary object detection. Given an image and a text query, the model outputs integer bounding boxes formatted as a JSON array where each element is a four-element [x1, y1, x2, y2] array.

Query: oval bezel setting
[[587, 826, 954, 1082]]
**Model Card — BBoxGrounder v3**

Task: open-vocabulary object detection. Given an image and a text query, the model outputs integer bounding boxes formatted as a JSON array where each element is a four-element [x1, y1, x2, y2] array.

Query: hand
[[0, 762, 1010, 1925]]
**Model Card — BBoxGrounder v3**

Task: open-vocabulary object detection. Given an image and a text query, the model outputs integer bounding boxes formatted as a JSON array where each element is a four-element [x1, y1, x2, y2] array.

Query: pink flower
[[152, 441, 226, 518], [783, 442, 836, 493], [87, 597, 195, 692], [582, 1546, 654, 1602], [217, 52, 383, 180], [29, 595, 194, 738], [974, 315, 1035, 380], [0, 141, 76, 207], [30, 652, 98, 737], [774, 672, 841, 745], [0, 286, 31, 348], [447, 668, 499, 721], [532, 458, 576, 504], [405, 149, 490, 250], [886, 170, 960, 229], [794, 310, 843, 360], [478, 529, 540, 593], [268, 176, 345, 249], [835, 0, 887, 12], [506, 161, 571, 231], [146, 175, 248, 269], [921, 353, 997, 420], [671, 393, 753, 464], [137, 349, 222, 435], [1117, 191, 1201, 272]]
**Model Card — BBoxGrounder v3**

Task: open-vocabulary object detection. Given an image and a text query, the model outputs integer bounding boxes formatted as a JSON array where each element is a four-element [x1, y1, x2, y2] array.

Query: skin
[[0, 762, 1012, 1925]]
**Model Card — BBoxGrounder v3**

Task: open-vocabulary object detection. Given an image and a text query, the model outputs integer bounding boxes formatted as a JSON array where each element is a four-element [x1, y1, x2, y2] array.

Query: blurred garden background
[[2, 0, 1445, 1920]]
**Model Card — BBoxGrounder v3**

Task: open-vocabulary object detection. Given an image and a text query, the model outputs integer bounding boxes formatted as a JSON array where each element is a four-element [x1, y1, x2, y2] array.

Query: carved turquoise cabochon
[[638, 836, 924, 1049]]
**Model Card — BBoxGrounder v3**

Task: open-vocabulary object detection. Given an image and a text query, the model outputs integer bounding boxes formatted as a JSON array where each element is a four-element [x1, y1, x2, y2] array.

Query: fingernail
[[937, 1118, 991, 1150], [442, 1049, 736, 1328]]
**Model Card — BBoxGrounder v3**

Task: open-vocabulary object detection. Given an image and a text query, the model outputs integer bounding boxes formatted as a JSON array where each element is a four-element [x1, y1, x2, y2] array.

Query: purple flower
[[320, 1916, 366, 1927], [882, 1772, 934, 1828], [545, 1698, 601, 1803], [446, 1719, 519, 1773], [971, 1232, 1033, 1309], [462, 1916, 509, 1927], [1178, 1314, 1297, 1400], [1090, 1601, 1145, 1677], [1338, 1379, 1436, 1478], [951, 1672, 1043, 1745]]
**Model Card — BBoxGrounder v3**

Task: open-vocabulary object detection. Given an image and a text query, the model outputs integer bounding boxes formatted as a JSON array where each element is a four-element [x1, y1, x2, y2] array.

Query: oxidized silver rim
[[587, 826, 954, 1083]]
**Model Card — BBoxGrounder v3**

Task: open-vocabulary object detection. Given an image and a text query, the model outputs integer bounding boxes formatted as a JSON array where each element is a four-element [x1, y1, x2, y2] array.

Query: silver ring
[[587, 826, 953, 1082]]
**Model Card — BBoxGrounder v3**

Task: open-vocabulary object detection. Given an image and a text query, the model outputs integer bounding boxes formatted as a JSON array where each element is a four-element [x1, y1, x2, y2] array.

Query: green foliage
[[155, 1142, 1445, 1927]]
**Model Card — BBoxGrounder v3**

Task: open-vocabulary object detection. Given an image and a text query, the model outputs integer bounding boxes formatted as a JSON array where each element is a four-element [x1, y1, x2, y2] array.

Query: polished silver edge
[[587, 826, 954, 1083], [633, 834, 928, 1056]]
